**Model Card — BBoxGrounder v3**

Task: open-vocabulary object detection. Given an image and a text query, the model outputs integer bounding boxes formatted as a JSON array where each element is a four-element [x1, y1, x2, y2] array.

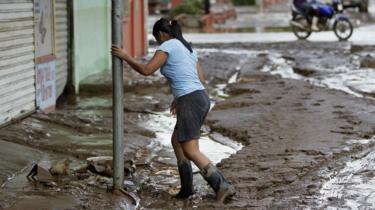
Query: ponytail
[[152, 18, 193, 53], [169, 20, 193, 53]]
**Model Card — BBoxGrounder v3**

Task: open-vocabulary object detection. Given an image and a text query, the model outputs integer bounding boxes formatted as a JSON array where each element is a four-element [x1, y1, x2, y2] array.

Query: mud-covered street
[[1, 40, 375, 209]]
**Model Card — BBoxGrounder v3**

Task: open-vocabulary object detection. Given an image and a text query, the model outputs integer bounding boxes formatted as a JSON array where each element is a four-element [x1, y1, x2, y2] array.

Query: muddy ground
[[1, 41, 375, 209]]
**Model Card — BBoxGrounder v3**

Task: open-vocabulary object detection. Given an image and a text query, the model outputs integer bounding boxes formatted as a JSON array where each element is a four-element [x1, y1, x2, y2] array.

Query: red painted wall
[[171, 0, 183, 8], [123, 0, 148, 57]]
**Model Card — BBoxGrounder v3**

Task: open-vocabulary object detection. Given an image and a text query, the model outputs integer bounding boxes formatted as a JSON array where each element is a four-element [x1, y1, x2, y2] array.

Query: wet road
[[182, 25, 375, 44], [1, 39, 375, 209], [192, 42, 375, 209]]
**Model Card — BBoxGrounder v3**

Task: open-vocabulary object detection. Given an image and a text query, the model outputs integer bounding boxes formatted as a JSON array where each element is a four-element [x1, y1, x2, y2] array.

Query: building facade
[[0, 0, 37, 125], [0, 0, 148, 126]]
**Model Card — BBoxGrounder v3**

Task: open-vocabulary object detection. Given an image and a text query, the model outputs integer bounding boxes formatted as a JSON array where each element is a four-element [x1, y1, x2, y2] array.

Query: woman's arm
[[196, 62, 205, 83], [112, 45, 168, 76]]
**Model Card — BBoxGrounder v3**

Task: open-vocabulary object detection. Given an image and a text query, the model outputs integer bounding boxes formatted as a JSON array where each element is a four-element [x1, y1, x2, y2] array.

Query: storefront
[[0, 0, 148, 126], [0, 0, 37, 125]]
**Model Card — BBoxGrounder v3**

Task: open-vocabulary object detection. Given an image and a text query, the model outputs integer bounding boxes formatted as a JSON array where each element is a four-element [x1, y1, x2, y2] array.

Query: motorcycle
[[290, 0, 353, 41]]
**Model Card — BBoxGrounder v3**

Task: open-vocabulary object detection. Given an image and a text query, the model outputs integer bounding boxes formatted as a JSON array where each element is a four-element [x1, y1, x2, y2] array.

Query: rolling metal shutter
[[54, 0, 68, 97], [0, 0, 36, 125]]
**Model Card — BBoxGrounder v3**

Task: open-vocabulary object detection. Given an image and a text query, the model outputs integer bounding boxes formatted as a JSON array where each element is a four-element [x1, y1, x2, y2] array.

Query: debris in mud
[[360, 55, 375, 68], [119, 188, 140, 206], [3, 42, 375, 209], [26, 164, 56, 186], [86, 156, 136, 177], [50, 159, 71, 175], [292, 67, 317, 77], [26, 164, 38, 180]]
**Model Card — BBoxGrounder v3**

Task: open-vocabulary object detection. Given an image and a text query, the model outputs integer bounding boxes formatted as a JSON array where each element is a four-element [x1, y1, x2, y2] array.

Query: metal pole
[[257, 0, 264, 12], [112, 0, 124, 190]]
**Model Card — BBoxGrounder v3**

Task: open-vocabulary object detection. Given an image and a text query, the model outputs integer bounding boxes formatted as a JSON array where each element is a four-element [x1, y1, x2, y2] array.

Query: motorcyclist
[[293, 0, 320, 31]]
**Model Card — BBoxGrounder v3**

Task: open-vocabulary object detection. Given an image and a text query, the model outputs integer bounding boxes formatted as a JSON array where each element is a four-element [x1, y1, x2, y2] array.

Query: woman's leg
[[181, 139, 235, 203], [180, 139, 210, 170], [171, 130, 188, 161], [171, 130, 194, 198]]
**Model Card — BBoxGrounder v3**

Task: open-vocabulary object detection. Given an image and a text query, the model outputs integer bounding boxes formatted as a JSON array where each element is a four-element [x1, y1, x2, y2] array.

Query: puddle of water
[[261, 53, 375, 99], [212, 84, 230, 99], [195, 48, 264, 56], [317, 137, 375, 208], [261, 53, 304, 80], [141, 110, 242, 169], [180, 47, 375, 100], [228, 71, 240, 84], [211, 72, 241, 101], [44, 125, 112, 154], [75, 96, 112, 108]]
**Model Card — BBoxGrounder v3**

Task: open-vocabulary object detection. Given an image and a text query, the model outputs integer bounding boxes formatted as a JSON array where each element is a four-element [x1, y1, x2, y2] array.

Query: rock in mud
[[86, 156, 136, 177], [292, 67, 317, 77], [27, 164, 55, 184], [50, 159, 71, 175], [360, 56, 375, 68]]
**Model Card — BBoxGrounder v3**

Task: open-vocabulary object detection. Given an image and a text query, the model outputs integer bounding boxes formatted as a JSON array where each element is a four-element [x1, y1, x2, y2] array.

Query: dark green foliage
[[231, 0, 256, 5], [170, 0, 204, 17]]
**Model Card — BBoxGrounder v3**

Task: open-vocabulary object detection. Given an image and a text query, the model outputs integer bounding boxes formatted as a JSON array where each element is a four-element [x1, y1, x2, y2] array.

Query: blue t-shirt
[[157, 39, 205, 99]]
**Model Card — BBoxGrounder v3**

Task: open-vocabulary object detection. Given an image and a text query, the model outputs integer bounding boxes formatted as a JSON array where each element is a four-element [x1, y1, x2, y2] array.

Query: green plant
[[231, 0, 256, 5], [170, 0, 204, 17]]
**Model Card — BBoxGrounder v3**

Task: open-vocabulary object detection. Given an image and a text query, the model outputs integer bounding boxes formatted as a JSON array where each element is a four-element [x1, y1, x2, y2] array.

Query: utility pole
[[112, 0, 124, 190], [257, 0, 264, 13]]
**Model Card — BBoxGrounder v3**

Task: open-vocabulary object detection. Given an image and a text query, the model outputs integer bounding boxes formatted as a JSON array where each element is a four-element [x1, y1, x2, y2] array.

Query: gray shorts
[[174, 89, 211, 142]]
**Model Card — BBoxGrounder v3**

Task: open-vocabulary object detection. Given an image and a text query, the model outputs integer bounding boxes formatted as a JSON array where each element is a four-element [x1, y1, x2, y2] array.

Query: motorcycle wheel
[[291, 16, 312, 40], [333, 19, 353, 41]]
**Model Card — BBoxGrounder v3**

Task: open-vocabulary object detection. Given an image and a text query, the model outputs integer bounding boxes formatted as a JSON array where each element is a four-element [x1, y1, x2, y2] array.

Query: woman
[[111, 18, 235, 203]]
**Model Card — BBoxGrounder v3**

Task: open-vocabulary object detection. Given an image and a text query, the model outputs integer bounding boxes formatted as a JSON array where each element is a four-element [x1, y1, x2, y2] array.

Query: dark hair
[[152, 18, 193, 53]]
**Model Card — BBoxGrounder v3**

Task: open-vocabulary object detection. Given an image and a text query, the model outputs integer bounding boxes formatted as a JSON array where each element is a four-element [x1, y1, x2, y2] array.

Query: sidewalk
[[181, 27, 375, 45]]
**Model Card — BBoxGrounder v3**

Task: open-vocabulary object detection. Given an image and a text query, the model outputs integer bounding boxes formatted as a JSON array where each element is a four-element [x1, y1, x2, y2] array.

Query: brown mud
[[1, 41, 375, 209]]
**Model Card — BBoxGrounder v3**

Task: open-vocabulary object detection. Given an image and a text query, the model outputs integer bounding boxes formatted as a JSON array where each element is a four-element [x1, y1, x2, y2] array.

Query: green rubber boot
[[201, 163, 235, 203], [174, 160, 194, 199]]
